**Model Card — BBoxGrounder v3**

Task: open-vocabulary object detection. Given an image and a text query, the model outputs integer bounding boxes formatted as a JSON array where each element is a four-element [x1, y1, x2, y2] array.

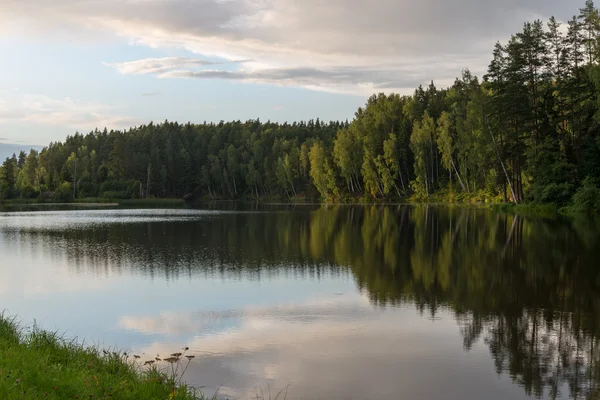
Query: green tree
[[410, 112, 436, 197], [309, 141, 338, 200], [66, 152, 80, 198]]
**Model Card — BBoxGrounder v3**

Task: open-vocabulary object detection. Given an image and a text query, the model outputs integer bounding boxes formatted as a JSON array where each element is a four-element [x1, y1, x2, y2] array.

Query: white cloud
[[0, 93, 142, 131], [106, 57, 461, 96], [0, 0, 579, 94], [119, 294, 369, 336], [106, 57, 218, 75], [122, 298, 468, 400]]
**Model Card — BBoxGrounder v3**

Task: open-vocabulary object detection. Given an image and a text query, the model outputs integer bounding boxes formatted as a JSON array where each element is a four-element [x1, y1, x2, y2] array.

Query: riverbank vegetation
[[2, 1, 600, 211], [0, 313, 206, 400]]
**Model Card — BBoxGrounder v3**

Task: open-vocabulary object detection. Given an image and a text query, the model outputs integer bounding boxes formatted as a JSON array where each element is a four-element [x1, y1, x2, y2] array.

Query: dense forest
[[3, 1, 600, 210]]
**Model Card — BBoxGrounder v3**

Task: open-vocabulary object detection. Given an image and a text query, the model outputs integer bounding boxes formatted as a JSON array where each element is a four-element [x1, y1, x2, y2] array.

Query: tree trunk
[[451, 159, 467, 193], [485, 117, 518, 204], [398, 170, 406, 193], [72, 166, 77, 198]]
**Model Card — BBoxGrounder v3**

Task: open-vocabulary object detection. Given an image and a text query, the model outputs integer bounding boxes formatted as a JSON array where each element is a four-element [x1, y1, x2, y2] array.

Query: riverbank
[[1, 194, 595, 219], [0, 314, 207, 400]]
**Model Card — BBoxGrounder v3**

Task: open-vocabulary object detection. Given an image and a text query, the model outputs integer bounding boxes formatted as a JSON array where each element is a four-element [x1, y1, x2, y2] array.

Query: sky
[[0, 0, 578, 146]]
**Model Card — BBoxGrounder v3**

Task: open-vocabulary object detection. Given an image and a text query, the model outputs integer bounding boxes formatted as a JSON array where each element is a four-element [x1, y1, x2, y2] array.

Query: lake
[[1, 204, 599, 399]]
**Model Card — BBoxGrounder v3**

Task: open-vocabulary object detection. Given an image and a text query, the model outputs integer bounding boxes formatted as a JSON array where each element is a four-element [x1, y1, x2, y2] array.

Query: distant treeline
[[3, 1, 600, 210]]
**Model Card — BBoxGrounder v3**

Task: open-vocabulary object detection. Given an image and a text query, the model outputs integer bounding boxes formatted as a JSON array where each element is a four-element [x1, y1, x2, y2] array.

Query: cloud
[[141, 91, 161, 97], [272, 105, 284, 111], [3, 140, 29, 144], [119, 294, 367, 336], [122, 297, 476, 400], [106, 57, 217, 75], [1, 0, 578, 94], [0, 243, 111, 296], [0, 93, 142, 131], [107, 57, 454, 95]]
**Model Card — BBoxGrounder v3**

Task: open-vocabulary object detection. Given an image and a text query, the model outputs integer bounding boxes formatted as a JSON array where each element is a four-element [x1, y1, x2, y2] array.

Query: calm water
[[1, 204, 599, 400]]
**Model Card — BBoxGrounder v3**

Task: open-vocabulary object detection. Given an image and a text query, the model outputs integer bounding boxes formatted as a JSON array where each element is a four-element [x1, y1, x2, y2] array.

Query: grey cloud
[[1, 0, 246, 35], [5, 0, 578, 53], [2, 0, 582, 93], [141, 91, 161, 97], [109, 57, 461, 95], [107, 57, 251, 76], [0, 109, 27, 120], [165, 67, 422, 89]]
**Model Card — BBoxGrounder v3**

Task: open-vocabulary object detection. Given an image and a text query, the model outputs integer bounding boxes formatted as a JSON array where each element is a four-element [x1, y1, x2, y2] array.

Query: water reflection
[[1, 205, 599, 399]]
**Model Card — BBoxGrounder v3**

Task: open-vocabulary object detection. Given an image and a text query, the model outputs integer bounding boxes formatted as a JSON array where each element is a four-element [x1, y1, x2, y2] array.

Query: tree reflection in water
[[4, 205, 600, 399]]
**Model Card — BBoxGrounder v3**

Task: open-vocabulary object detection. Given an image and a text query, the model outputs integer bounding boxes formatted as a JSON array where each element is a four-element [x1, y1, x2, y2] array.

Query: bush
[[0, 186, 18, 200], [530, 182, 575, 205], [99, 180, 141, 199], [409, 178, 429, 202], [570, 177, 600, 214], [53, 182, 73, 202], [19, 186, 40, 200], [77, 181, 97, 198]]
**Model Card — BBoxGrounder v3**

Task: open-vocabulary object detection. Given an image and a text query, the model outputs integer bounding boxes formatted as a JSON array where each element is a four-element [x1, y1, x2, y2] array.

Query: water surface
[[1, 205, 599, 399]]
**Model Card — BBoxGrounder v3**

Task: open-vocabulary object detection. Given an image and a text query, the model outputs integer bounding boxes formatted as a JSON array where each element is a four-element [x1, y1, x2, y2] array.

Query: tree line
[[2, 0, 600, 209]]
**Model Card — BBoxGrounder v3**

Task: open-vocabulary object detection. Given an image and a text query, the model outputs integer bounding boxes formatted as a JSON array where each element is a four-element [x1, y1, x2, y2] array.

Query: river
[[1, 204, 599, 399]]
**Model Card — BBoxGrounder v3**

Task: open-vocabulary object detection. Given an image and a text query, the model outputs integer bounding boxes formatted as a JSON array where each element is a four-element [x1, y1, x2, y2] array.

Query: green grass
[[0, 313, 210, 400]]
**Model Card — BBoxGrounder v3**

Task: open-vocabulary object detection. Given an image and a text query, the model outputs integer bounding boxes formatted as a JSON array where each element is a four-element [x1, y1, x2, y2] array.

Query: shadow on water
[[1, 204, 600, 399]]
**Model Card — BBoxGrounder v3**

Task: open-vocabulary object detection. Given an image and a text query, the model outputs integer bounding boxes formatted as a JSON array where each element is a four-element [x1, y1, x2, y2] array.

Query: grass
[[0, 313, 211, 400]]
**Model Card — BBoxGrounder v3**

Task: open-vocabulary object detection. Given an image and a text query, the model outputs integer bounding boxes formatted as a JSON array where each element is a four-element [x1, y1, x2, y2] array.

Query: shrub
[[19, 186, 40, 199], [571, 177, 600, 214], [0, 186, 18, 200], [529, 182, 575, 205], [99, 180, 141, 199], [53, 182, 73, 202]]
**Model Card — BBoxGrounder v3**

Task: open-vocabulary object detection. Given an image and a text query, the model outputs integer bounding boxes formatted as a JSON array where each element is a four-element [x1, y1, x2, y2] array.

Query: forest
[[2, 1, 600, 211]]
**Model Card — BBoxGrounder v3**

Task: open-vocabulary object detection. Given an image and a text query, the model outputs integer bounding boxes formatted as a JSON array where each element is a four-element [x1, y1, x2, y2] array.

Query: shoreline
[[0, 197, 594, 218]]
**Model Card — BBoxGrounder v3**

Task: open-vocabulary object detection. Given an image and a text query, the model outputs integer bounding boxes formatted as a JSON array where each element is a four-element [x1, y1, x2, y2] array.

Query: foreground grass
[[0, 314, 208, 400]]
